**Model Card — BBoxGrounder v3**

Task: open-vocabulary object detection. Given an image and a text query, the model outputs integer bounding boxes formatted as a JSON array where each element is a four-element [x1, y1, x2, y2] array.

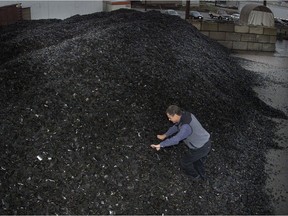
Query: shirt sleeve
[[160, 124, 192, 148], [164, 125, 179, 137]]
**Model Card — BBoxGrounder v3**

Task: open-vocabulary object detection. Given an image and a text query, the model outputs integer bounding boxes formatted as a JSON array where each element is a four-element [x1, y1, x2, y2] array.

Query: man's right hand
[[157, 134, 166, 140]]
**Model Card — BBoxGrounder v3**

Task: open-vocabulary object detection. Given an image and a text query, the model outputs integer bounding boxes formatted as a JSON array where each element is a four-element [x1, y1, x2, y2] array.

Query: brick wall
[[189, 20, 277, 52]]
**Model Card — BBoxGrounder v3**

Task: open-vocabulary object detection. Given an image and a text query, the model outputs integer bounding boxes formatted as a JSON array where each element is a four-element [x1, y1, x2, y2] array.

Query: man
[[151, 105, 211, 180]]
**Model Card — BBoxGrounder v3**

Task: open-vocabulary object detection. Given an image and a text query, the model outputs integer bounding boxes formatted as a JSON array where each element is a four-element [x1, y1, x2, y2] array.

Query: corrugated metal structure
[[142, 0, 182, 8], [240, 4, 274, 27], [0, 4, 23, 26]]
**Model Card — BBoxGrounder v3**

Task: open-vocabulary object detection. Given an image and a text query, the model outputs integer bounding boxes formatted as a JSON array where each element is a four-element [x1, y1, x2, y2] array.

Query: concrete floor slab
[[232, 40, 288, 214]]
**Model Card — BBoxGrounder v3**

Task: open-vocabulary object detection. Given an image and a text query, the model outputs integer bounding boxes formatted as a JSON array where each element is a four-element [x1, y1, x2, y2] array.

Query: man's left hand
[[150, 144, 161, 151]]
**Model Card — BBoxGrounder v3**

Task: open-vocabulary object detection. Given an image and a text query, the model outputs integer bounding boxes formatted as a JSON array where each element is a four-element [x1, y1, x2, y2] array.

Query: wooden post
[[185, 0, 190, 20]]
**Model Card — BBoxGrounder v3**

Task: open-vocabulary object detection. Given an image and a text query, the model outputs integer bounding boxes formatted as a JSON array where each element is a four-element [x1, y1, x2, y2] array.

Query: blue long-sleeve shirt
[[159, 124, 192, 148]]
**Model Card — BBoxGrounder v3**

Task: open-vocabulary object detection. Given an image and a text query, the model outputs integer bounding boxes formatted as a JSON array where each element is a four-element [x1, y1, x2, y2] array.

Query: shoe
[[200, 156, 207, 164]]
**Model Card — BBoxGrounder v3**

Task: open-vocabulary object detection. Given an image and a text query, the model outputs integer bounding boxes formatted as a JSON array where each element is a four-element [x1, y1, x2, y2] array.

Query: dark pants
[[180, 140, 211, 178]]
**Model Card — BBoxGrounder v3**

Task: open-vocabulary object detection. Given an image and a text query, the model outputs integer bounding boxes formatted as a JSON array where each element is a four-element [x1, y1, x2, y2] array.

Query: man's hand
[[150, 144, 161, 151], [157, 134, 166, 140]]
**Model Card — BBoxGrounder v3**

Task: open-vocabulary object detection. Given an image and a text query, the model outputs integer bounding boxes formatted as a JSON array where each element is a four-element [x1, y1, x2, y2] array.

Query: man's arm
[[160, 124, 192, 148], [157, 125, 179, 141], [164, 125, 179, 137]]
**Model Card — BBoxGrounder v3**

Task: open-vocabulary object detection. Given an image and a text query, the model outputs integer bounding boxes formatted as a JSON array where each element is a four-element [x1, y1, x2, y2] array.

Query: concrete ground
[[232, 40, 288, 214]]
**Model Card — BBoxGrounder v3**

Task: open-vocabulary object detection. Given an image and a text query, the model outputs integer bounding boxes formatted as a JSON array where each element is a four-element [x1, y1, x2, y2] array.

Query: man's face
[[167, 113, 180, 124]]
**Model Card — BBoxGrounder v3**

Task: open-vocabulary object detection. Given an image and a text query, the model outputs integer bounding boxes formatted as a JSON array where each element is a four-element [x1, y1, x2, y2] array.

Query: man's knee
[[180, 158, 191, 170]]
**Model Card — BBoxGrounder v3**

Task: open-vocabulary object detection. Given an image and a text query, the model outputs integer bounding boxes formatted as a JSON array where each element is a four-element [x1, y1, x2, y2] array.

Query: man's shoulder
[[181, 111, 192, 124]]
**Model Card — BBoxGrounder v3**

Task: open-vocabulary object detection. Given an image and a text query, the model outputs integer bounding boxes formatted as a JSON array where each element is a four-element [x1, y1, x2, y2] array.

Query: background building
[[0, 1, 104, 20]]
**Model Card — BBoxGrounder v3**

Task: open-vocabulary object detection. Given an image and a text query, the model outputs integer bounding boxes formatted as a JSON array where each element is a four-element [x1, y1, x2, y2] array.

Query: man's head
[[166, 105, 182, 123]]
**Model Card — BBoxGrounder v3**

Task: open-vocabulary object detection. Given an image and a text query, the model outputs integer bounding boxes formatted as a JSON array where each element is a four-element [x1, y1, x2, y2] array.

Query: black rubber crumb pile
[[0, 9, 287, 215]]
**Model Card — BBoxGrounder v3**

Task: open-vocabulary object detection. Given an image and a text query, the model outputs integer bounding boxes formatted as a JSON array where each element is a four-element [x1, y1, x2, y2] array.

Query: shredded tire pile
[[0, 9, 287, 214]]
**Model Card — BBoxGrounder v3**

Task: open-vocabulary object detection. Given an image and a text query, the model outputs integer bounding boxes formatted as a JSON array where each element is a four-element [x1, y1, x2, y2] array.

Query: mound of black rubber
[[0, 9, 286, 214]]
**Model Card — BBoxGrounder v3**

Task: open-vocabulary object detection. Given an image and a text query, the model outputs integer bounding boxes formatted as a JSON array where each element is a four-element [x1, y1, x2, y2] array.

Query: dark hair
[[166, 105, 182, 115]]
